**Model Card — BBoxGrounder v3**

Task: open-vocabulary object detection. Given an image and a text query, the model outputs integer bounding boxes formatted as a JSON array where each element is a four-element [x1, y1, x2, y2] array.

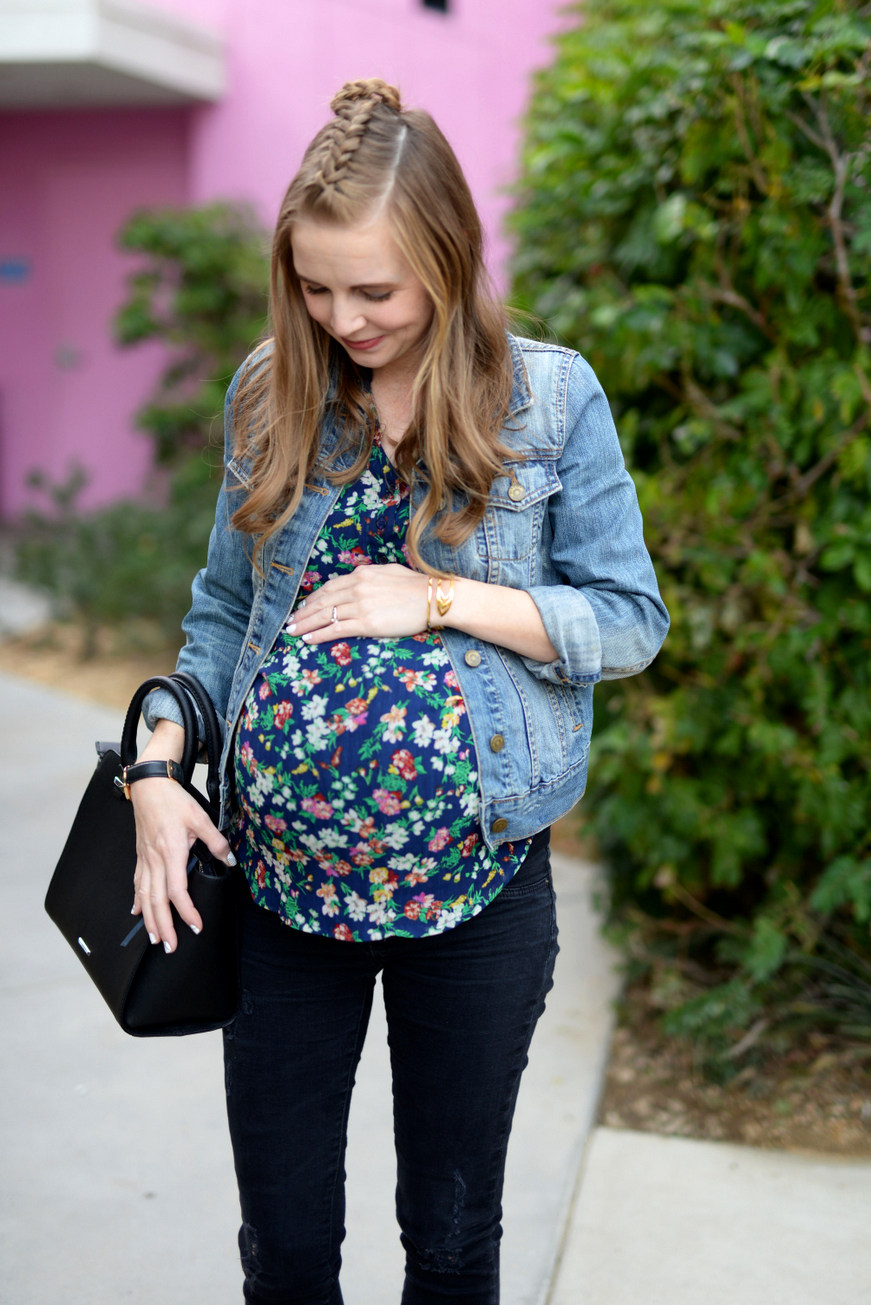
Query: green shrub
[[14, 203, 268, 644], [510, 0, 871, 1049]]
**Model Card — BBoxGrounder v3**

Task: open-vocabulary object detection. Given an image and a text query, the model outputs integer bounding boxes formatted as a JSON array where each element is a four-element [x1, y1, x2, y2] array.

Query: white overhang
[[0, 0, 225, 108]]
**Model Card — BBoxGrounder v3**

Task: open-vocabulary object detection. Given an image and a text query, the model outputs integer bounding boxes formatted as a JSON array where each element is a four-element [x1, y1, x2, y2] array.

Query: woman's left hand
[[289, 563, 429, 642]]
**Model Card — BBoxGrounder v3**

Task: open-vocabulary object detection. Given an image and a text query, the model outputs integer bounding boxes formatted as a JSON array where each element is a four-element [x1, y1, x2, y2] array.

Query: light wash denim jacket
[[147, 334, 669, 844]]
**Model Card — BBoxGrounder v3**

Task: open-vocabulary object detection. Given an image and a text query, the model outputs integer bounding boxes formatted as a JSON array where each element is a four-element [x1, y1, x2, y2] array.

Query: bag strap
[[169, 672, 223, 811]]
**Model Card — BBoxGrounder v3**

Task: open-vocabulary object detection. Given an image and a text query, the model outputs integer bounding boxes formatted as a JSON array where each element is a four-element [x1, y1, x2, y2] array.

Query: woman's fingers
[[131, 781, 234, 953], [289, 564, 429, 641]]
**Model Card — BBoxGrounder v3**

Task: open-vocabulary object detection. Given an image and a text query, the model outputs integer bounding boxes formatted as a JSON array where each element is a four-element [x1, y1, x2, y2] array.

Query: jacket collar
[[506, 333, 532, 418]]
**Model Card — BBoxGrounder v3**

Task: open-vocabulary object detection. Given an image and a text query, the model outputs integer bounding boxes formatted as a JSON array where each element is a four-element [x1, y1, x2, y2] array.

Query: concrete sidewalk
[[1, 653, 869, 1303]]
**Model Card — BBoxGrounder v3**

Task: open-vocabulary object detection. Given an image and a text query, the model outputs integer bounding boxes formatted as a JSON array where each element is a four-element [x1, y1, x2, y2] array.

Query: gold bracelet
[[426, 575, 443, 632], [435, 578, 455, 620]]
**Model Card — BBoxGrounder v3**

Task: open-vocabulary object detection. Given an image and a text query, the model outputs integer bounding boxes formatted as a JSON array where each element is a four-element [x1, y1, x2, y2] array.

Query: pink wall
[[0, 110, 190, 513], [0, 1, 566, 517]]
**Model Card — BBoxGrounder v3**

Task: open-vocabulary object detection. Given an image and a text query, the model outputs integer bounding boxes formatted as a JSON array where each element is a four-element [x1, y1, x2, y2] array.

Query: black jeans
[[223, 829, 558, 1305]]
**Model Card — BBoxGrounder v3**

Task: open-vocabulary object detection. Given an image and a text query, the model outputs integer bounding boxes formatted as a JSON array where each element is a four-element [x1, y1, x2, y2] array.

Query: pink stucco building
[[0, 0, 565, 517]]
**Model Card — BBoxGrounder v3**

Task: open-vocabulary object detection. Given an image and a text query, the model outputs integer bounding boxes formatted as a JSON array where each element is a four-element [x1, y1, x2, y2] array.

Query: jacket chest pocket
[[475, 460, 561, 581]]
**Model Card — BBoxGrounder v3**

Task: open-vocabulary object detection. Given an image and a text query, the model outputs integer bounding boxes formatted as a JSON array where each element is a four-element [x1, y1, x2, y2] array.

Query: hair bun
[[330, 78, 403, 117]]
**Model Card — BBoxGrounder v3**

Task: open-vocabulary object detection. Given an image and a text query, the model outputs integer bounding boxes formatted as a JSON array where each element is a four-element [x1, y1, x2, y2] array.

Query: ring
[[331, 606, 338, 624]]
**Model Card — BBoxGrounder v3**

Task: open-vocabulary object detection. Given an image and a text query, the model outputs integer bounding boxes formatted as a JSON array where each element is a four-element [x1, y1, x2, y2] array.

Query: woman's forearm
[[435, 577, 558, 664]]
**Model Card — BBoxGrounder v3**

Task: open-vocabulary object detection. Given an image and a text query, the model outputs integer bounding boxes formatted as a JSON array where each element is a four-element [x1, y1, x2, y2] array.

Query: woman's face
[[291, 211, 434, 382]]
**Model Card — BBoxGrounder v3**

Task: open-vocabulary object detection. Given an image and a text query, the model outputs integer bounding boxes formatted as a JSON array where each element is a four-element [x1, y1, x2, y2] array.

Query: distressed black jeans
[[222, 828, 558, 1305]]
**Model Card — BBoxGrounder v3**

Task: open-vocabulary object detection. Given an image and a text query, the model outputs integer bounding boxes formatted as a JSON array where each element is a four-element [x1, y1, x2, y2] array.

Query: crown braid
[[308, 79, 403, 196]]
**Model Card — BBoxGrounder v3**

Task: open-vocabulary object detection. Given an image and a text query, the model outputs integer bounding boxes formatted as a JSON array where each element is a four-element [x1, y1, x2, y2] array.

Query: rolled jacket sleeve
[[522, 353, 668, 686]]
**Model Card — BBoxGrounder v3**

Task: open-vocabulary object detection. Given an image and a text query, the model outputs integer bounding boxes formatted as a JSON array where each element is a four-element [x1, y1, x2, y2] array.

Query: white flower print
[[412, 715, 436, 747], [301, 693, 328, 722]]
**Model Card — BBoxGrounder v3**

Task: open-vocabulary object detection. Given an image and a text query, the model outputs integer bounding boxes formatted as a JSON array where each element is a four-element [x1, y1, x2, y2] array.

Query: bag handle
[[169, 672, 223, 811], [119, 676, 199, 779]]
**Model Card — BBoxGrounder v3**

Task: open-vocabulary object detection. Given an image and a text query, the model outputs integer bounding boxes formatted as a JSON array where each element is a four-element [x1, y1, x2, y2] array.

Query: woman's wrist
[[136, 718, 186, 766]]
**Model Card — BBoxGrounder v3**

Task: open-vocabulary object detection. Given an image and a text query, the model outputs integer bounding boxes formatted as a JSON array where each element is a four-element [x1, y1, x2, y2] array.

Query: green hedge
[[510, 0, 871, 1049]]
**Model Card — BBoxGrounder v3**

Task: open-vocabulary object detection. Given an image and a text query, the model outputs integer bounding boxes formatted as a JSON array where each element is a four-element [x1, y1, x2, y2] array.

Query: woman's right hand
[[129, 719, 236, 954]]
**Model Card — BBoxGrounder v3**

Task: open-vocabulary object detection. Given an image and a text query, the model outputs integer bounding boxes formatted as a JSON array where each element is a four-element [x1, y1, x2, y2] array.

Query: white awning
[[0, 0, 225, 108]]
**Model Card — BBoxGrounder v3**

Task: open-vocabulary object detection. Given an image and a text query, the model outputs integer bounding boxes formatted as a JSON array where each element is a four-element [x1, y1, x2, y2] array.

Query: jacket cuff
[[521, 586, 603, 686]]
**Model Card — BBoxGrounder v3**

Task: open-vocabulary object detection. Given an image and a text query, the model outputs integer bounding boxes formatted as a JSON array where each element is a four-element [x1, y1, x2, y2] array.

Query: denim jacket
[[147, 334, 669, 844]]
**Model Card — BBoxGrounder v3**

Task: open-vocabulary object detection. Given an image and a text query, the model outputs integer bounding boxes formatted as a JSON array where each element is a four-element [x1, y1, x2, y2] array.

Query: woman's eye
[[302, 284, 326, 296], [363, 291, 392, 303]]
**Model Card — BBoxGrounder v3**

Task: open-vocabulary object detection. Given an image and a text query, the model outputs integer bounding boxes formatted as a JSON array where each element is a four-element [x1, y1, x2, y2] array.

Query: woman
[[131, 79, 668, 1304]]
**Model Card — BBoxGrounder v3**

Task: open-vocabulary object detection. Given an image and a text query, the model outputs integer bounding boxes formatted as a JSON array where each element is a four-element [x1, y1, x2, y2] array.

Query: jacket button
[[508, 483, 526, 502], [491, 817, 509, 833], [464, 650, 482, 667], [489, 734, 505, 752]]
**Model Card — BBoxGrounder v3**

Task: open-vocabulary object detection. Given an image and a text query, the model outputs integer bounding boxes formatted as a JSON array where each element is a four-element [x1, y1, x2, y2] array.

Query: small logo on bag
[[77, 937, 92, 955]]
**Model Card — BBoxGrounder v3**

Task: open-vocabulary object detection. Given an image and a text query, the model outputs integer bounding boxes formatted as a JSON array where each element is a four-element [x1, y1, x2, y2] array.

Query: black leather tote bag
[[45, 672, 240, 1036]]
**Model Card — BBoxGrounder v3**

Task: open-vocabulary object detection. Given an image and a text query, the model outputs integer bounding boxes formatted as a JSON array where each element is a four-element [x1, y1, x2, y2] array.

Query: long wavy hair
[[231, 77, 515, 569]]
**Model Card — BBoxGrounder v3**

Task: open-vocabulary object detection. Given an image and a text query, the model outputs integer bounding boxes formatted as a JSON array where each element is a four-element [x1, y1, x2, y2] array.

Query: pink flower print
[[333, 923, 354, 942], [338, 548, 371, 567], [258, 680, 272, 699], [301, 570, 321, 589], [302, 794, 334, 820], [444, 670, 459, 689], [427, 827, 451, 853], [373, 788, 402, 816], [401, 541, 414, 567], [380, 704, 407, 742], [271, 700, 294, 729], [460, 833, 479, 858], [391, 749, 417, 781], [264, 814, 288, 834], [317, 882, 339, 916], [302, 669, 322, 688], [327, 859, 353, 878], [331, 641, 352, 666], [239, 741, 255, 773]]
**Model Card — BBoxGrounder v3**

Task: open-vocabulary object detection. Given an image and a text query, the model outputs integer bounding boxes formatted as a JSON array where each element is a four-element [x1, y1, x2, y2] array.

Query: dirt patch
[[600, 980, 871, 1156], [5, 621, 870, 1158]]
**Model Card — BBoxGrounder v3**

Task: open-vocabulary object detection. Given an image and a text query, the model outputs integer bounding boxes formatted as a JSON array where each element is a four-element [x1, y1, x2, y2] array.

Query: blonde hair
[[232, 78, 514, 568]]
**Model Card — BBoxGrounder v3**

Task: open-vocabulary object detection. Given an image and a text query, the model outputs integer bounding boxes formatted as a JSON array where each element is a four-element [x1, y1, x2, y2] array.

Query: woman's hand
[[289, 563, 430, 643], [130, 719, 236, 954], [290, 564, 559, 664]]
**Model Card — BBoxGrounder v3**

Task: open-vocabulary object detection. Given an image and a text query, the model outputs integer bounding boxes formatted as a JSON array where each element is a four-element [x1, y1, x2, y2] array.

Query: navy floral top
[[231, 433, 530, 941]]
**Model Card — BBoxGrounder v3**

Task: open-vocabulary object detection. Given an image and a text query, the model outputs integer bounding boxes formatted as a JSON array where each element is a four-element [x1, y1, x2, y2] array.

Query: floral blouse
[[231, 433, 530, 941]]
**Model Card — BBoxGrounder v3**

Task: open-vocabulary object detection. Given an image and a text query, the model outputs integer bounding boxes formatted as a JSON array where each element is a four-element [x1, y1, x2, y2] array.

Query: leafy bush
[[510, 0, 871, 1050], [14, 203, 268, 644]]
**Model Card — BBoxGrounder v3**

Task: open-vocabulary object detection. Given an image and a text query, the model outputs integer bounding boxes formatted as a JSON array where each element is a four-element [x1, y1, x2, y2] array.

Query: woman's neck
[[370, 373, 415, 459]]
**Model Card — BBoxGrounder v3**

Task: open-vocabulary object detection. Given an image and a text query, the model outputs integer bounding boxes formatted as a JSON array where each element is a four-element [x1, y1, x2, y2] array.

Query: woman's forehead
[[291, 213, 407, 282]]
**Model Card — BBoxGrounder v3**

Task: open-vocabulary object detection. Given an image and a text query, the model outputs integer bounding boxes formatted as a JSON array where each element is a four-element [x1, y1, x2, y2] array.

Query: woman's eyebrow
[[295, 271, 398, 292]]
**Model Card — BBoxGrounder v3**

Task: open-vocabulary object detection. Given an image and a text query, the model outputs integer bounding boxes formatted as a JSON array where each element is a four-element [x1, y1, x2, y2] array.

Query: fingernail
[[191, 925, 201, 936], [148, 932, 158, 945], [163, 941, 173, 954], [227, 853, 238, 866], [286, 621, 296, 633], [131, 905, 137, 915]]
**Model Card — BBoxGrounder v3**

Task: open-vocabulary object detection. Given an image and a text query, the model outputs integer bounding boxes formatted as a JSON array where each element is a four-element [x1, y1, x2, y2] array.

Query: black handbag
[[45, 672, 240, 1036]]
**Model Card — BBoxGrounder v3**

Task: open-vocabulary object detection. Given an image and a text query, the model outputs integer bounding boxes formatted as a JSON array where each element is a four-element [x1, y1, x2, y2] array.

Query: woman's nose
[[330, 298, 366, 337]]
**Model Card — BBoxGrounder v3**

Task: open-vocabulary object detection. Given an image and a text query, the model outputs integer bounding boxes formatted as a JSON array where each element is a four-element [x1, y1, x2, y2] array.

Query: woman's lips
[[341, 335, 385, 352]]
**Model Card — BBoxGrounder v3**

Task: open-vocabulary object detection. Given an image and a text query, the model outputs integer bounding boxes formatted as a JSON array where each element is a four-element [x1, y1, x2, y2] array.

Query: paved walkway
[[1, 571, 869, 1302]]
